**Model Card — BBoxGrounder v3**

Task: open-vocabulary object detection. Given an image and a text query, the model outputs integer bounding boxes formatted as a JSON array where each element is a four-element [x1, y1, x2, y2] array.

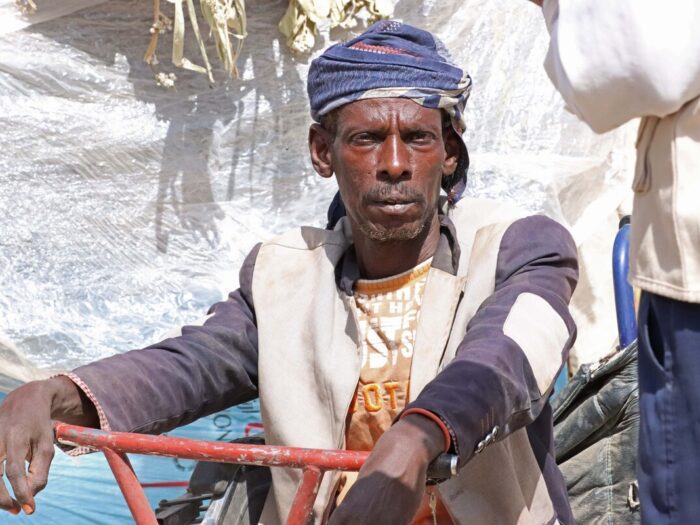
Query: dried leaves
[[144, 0, 246, 86], [15, 0, 393, 86], [14, 0, 37, 15], [279, 0, 394, 53]]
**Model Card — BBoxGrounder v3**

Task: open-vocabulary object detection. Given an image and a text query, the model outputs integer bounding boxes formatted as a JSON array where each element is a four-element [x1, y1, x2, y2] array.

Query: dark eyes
[[350, 131, 436, 145], [406, 131, 435, 143], [352, 132, 379, 144]]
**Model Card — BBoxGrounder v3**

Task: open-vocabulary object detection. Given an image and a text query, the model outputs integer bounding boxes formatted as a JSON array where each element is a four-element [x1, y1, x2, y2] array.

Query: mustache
[[361, 184, 426, 205]]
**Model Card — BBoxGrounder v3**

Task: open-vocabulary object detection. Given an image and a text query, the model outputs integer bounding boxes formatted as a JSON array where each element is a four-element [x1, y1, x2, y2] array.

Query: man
[[0, 21, 578, 524], [533, 2, 700, 523]]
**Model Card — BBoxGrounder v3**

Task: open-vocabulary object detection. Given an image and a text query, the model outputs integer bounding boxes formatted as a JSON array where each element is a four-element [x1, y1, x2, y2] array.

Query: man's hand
[[329, 414, 445, 525], [0, 376, 98, 516]]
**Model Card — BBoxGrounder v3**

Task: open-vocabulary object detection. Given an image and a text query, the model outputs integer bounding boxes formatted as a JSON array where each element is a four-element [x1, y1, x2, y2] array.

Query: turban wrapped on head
[[308, 20, 472, 201]]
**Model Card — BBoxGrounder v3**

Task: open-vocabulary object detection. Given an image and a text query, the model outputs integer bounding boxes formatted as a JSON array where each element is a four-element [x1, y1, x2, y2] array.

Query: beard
[[357, 217, 429, 242]]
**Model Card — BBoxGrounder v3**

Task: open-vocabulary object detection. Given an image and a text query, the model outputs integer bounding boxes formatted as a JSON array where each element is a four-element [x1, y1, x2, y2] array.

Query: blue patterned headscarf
[[308, 20, 472, 201]]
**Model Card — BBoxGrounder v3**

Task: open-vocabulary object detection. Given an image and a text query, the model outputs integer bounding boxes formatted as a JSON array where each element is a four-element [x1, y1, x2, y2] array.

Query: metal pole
[[613, 219, 637, 348], [286, 466, 324, 525], [54, 422, 459, 522], [55, 423, 369, 472], [103, 448, 158, 525]]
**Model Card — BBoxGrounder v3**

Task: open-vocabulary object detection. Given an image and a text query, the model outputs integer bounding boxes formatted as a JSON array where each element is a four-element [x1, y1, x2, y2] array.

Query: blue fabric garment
[[637, 292, 700, 525], [307, 20, 472, 200]]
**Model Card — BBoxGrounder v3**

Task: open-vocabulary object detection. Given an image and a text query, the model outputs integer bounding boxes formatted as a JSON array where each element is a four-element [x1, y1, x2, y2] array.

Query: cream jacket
[[252, 199, 577, 524]]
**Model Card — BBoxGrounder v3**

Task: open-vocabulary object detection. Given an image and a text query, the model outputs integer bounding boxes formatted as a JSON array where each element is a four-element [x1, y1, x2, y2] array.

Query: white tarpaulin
[[0, 0, 107, 34], [1, 0, 633, 428]]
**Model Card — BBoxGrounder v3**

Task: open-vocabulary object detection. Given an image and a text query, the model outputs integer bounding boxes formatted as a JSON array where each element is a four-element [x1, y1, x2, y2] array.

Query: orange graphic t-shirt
[[336, 258, 453, 524]]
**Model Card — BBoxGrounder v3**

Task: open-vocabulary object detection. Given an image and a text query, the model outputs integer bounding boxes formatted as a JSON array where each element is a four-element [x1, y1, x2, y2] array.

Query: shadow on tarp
[[0, 391, 261, 524]]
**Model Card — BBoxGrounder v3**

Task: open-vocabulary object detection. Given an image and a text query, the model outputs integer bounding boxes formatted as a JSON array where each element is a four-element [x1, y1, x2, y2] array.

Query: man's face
[[316, 98, 457, 243]]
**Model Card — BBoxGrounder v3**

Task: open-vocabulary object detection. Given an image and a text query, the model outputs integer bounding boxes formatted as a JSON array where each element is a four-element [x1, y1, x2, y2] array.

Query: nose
[[378, 134, 411, 182]]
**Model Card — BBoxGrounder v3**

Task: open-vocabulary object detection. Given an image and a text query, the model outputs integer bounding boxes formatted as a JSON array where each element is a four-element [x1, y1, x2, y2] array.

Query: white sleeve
[[542, 0, 700, 133]]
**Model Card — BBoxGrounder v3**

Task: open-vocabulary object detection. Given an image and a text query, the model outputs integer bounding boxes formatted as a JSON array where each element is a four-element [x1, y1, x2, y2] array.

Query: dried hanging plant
[[16, 0, 390, 86], [278, 0, 329, 55], [330, 0, 394, 29], [144, 0, 247, 87], [279, 0, 393, 54], [14, 0, 37, 15]]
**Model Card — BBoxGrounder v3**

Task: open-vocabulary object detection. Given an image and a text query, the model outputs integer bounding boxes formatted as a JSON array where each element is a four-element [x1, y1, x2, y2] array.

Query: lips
[[373, 198, 415, 206], [361, 185, 425, 217], [367, 192, 417, 205], [369, 195, 416, 204], [368, 198, 419, 215]]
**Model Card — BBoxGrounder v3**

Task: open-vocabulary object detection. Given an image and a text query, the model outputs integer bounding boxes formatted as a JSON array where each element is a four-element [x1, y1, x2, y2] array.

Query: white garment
[[542, 0, 700, 133], [541, 0, 700, 302]]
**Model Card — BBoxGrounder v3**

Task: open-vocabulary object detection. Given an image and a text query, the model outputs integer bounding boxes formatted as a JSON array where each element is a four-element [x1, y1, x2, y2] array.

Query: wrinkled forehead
[[334, 98, 444, 126]]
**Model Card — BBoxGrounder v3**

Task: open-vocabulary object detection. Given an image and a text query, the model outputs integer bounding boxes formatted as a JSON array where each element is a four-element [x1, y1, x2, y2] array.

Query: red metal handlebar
[[54, 423, 368, 525]]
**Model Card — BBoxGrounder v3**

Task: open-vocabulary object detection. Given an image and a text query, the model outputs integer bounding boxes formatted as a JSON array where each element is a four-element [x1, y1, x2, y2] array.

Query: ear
[[308, 124, 334, 179], [442, 127, 461, 177]]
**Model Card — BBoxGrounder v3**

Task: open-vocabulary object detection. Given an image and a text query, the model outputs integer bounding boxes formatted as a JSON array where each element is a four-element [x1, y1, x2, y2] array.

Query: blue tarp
[[0, 392, 261, 524]]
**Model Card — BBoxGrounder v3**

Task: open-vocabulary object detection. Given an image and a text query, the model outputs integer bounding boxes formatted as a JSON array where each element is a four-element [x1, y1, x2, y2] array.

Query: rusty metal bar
[[54, 423, 458, 524], [286, 466, 324, 525], [55, 423, 368, 472], [103, 448, 158, 525]]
